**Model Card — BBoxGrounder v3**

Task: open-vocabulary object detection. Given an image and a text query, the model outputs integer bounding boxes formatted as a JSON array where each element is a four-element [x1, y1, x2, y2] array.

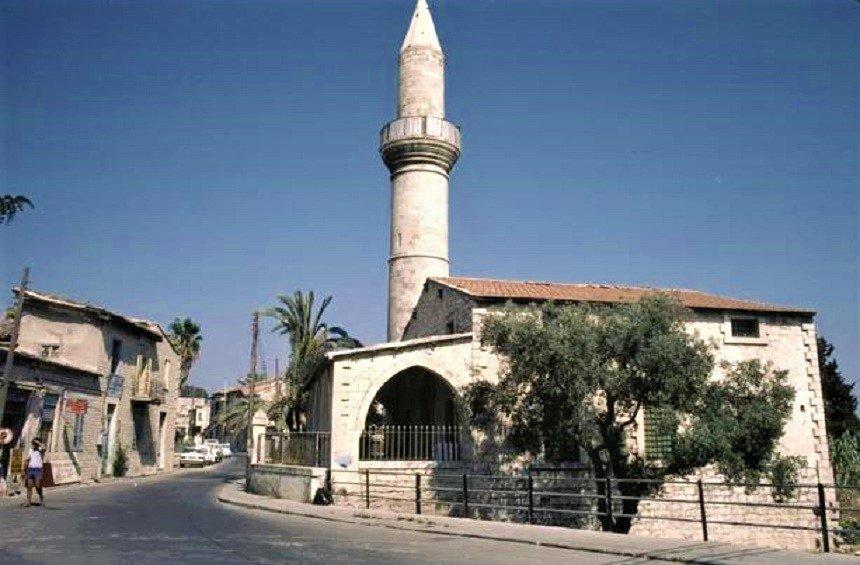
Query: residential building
[[0, 289, 180, 484], [176, 396, 209, 446]]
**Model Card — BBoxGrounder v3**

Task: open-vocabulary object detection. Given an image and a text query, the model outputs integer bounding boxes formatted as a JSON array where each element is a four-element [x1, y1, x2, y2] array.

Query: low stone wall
[[330, 464, 595, 527], [248, 464, 327, 503], [629, 469, 836, 551]]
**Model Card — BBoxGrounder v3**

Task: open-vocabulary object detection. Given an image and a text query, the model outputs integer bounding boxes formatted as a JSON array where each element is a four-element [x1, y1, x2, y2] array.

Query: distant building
[[0, 289, 180, 484], [175, 396, 209, 446], [208, 376, 282, 451]]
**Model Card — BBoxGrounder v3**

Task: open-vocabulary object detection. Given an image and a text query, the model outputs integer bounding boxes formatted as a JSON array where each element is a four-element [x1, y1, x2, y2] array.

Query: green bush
[[769, 454, 805, 502], [831, 432, 860, 486], [112, 443, 129, 477]]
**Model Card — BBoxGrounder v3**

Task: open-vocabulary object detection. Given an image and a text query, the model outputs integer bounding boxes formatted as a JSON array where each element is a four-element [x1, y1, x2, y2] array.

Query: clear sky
[[2, 0, 857, 392]]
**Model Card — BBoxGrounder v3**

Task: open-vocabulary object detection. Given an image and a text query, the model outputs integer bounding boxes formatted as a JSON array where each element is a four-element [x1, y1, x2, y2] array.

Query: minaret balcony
[[380, 116, 461, 172]]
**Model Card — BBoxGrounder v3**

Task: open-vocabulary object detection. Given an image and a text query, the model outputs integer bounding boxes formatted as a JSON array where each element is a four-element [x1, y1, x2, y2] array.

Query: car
[[199, 445, 218, 465], [179, 448, 207, 468], [219, 444, 232, 458]]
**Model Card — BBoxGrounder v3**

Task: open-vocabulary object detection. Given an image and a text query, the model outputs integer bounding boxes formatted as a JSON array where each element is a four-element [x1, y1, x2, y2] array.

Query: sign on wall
[[106, 374, 124, 398], [65, 399, 88, 415]]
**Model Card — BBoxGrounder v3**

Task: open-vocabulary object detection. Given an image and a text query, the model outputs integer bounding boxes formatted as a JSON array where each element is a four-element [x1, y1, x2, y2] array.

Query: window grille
[[730, 318, 760, 338], [644, 407, 674, 461]]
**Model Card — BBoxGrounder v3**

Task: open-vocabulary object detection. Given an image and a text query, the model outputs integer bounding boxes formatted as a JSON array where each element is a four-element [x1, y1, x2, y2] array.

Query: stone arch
[[353, 358, 465, 434], [356, 363, 466, 462]]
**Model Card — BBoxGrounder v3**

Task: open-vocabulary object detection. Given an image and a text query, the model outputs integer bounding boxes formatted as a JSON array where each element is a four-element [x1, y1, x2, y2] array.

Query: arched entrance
[[359, 366, 461, 461]]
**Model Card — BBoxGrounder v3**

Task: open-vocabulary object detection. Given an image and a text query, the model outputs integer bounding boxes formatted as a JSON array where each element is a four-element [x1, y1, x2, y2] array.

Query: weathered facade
[[0, 289, 180, 484]]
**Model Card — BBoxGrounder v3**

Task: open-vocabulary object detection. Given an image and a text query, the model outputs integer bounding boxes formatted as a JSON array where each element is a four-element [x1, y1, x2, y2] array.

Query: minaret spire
[[381, 0, 461, 340], [401, 0, 441, 53]]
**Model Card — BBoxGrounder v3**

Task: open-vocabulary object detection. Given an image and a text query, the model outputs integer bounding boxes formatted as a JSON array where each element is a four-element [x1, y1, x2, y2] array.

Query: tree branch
[[620, 402, 641, 428]]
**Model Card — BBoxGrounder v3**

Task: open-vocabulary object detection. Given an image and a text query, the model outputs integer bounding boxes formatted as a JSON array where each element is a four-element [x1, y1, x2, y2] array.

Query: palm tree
[[167, 318, 203, 389], [266, 291, 361, 430], [217, 394, 264, 439], [0, 195, 33, 224]]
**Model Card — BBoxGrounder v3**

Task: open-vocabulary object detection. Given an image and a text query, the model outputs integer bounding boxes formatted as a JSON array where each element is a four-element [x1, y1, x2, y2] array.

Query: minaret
[[381, 0, 461, 340]]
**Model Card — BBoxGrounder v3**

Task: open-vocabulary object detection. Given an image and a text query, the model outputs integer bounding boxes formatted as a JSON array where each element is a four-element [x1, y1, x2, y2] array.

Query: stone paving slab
[[217, 480, 856, 564]]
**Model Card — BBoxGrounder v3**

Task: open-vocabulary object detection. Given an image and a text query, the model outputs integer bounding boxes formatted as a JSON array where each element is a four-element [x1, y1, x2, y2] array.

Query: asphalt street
[[0, 458, 662, 564]]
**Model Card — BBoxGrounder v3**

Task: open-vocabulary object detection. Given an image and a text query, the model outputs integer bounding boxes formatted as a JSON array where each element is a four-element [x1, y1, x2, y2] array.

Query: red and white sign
[[65, 398, 88, 415]]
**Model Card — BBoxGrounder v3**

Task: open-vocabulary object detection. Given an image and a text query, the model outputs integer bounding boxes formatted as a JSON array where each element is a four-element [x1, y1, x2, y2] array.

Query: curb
[[215, 485, 744, 564]]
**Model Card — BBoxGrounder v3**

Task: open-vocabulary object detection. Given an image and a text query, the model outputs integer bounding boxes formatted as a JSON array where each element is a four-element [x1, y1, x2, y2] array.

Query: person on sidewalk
[[22, 439, 45, 507]]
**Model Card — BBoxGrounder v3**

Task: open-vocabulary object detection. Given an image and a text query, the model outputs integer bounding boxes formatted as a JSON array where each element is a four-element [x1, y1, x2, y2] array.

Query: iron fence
[[263, 431, 330, 467], [326, 467, 860, 552], [359, 425, 462, 462]]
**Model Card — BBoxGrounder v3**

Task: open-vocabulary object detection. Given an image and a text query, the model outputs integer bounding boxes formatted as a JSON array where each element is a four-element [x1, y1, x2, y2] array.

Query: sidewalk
[[217, 480, 855, 564]]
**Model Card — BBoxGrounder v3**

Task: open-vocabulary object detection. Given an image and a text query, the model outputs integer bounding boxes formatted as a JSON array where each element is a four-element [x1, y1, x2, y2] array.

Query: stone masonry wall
[[630, 467, 833, 551], [327, 335, 473, 470], [402, 280, 476, 340]]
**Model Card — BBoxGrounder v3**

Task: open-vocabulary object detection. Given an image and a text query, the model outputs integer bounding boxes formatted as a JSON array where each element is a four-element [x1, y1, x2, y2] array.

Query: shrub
[[113, 443, 129, 477], [769, 454, 805, 502]]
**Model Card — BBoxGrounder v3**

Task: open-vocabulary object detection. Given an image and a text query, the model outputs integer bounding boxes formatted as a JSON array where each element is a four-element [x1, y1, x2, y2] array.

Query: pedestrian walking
[[22, 439, 45, 507]]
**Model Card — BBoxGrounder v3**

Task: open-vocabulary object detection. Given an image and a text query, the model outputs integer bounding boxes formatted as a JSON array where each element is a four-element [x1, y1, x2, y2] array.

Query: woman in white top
[[23, 439, 45, 507]]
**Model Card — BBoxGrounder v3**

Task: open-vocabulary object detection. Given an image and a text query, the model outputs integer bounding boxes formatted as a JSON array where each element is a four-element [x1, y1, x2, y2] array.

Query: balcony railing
[[380, 116, 461, 148], [132, 371, 166, 403]]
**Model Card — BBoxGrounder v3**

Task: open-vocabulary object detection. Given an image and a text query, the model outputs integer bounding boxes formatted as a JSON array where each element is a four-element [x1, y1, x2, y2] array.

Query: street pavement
[[0, 457, 662, 564]]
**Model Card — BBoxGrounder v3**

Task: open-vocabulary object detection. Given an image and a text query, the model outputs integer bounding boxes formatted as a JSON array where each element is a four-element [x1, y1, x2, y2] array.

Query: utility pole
[[0, 267, 30, 426], [245, 311, 259, 484]]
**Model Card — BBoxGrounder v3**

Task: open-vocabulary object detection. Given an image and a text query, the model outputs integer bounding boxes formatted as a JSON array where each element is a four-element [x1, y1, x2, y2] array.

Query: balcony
[[131, 371, 166, 404], [379, 116, 461, 173], [379, 116, 461, 148]]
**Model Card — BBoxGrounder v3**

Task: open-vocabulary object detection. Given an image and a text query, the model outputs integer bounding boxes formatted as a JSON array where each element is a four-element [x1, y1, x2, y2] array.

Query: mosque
[[304, 0, 833, 516]]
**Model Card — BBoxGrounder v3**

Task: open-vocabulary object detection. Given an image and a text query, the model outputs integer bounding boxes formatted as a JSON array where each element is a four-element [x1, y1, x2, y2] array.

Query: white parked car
[[199, 445, 218, 465], [179, 447, 207, 468], [219, 444, 232, 458]]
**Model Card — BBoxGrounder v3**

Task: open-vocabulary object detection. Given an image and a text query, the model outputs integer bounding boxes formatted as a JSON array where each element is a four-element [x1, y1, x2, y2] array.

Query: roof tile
[[432, 277, 813, 315]]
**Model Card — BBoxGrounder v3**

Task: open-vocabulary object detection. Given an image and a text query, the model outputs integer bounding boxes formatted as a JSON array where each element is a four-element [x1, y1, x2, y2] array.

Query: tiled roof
[[432, 277, 814, 315]]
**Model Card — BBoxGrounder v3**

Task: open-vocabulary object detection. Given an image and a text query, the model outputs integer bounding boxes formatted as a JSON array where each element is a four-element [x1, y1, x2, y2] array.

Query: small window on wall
[[730, 318, 760, 338], [446, 320, 455, 334]]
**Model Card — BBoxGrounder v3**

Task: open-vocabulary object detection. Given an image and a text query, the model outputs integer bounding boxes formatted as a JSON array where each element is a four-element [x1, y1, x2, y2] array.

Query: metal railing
[[327, 468, 860, 552], [359, 425, 462, 462], [263, 431, 330, 468], [380, 116, 461, 148]]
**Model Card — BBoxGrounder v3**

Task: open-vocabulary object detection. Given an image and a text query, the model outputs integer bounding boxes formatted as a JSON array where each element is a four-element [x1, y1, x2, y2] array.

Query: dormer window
[[730, 318, 760, 338]]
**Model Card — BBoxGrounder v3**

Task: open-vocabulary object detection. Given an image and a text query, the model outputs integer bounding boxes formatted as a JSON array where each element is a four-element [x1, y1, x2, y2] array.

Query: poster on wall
[[46, 395, 88, 486]]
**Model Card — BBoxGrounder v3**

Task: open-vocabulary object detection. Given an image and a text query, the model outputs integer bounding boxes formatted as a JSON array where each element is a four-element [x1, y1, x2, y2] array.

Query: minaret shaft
[[382, 0, 460, 341]]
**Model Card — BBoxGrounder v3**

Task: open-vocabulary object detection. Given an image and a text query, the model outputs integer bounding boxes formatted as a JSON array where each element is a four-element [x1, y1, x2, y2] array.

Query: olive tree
[[468, 295, 795, 533]]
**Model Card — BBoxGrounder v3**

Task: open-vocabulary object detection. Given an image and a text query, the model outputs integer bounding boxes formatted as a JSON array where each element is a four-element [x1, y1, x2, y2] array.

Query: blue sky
[[2, 0, 857, 392]]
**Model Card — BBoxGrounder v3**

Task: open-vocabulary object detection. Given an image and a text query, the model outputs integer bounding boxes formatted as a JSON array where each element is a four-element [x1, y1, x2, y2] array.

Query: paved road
[[0, 458, 660, 564]]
